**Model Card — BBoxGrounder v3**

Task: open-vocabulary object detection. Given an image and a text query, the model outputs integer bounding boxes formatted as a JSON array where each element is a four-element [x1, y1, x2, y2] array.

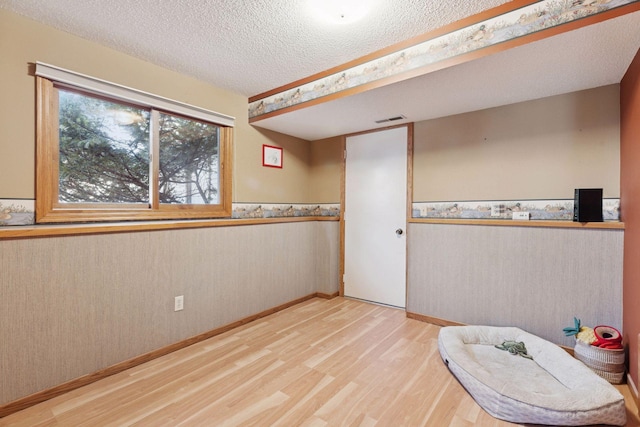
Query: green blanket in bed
[[495, 340, 533, 360]]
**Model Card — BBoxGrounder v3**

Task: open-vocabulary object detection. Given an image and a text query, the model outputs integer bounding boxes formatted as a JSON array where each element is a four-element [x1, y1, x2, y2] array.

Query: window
[[35, 63, 233, 223]]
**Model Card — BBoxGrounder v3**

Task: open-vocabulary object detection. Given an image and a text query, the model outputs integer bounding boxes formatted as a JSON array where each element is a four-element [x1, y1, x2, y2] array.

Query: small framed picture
[[262, 144, 283, 168]]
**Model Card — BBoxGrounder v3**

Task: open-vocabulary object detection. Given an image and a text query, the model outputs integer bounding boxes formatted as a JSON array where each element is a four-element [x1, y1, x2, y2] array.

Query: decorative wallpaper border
[[0, 199, 341, 226], [0, 199, 35, 226], [249, 0, 638, 119], [0, 198, 621, 225], [232, 203, 340, 219], [412, 198, 620, 221]]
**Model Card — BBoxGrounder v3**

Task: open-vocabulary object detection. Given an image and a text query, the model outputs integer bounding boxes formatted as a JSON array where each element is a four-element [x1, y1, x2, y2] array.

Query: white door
[[344, 126, 408, 308]]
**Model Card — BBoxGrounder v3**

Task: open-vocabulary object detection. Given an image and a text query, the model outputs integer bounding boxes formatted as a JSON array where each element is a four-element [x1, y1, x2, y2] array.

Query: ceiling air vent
[[374, 115, 406, 124]]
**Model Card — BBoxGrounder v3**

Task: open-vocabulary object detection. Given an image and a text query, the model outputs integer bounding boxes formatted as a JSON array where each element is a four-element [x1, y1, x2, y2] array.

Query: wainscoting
[[407, 223, 623, 347], [0, 221, 339, 406], [3, 219, 623, 410]]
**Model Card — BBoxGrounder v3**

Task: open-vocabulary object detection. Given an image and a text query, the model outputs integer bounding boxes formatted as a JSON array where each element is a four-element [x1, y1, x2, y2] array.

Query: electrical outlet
[[512, 211, 530, 220], [174, 295, 184, 311]]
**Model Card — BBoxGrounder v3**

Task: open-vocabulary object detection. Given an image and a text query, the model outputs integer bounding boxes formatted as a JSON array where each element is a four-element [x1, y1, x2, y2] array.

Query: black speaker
[[573, 188, 603, 222]]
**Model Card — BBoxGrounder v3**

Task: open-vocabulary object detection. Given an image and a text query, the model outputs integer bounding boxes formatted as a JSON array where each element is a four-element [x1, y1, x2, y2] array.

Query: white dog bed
[[438, 326, 626, 426]]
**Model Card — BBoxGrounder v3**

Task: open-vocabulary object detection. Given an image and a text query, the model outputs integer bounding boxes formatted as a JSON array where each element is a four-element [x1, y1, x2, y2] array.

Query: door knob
[[396, 228, 404, 235]]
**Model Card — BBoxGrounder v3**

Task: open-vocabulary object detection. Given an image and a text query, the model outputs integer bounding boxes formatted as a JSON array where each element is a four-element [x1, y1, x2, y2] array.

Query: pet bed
[[438, 325, 626, 426]]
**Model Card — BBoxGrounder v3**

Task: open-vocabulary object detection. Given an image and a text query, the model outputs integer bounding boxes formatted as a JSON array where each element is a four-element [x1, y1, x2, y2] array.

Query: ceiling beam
[[249, 0, 640, 123]]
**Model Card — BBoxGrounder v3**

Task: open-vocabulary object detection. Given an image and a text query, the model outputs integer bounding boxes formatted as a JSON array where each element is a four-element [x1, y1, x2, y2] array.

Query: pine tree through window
[[35, 63, 233, 223], [58, 90, 151, 205]]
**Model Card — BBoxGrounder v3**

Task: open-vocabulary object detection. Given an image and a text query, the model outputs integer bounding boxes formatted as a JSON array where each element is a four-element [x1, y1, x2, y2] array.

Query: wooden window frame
[[35, 66, 233, 224]]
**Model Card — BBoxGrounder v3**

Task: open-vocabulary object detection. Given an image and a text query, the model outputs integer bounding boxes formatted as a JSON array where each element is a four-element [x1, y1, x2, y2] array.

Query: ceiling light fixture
[[308, 0, 371, 25]]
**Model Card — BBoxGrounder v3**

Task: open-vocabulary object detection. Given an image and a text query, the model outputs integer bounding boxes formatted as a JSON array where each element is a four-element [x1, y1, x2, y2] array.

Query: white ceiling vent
[[374, 115, 406, 124]]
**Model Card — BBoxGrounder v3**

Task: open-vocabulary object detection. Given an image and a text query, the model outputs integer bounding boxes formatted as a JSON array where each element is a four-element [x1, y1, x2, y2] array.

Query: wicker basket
[[574, 339, 625, 384]]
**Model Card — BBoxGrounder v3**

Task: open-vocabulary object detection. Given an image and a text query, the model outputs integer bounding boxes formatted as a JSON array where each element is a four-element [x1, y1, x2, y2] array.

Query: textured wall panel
[[407, 223, 623, 347], [0, 221, 339, 405], [315, 221, 341, 295]]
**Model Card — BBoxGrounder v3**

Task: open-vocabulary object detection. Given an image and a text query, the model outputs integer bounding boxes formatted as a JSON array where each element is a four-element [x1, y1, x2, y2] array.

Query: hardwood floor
[[1, 297, 638, 426]]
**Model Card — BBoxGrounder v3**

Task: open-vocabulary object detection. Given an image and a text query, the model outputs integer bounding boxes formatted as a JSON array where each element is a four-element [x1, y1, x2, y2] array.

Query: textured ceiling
[[2, 0, 640, 140], [256, 11, 640, 140], [0, 0, 511, 96]]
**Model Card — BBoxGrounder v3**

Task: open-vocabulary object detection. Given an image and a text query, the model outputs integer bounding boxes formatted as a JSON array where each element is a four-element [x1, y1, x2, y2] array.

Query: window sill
[[0, 216, 339, 240], [409, 218, 624, 229]]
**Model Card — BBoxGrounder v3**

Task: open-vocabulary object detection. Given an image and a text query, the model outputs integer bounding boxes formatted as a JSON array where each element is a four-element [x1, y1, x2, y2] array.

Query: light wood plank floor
[[1, 297, 638, 426]]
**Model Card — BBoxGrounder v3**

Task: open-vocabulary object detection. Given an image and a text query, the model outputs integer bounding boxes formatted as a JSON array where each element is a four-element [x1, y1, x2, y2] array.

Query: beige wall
[[413, 85, 621, 201], [245, 128, 312, 202], [0, 8, 317, 204], [309, 136, 343, 203]]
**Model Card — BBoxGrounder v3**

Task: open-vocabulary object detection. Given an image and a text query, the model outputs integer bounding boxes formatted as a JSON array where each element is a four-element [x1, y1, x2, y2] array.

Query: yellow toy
[[563, 317, 596, 344]]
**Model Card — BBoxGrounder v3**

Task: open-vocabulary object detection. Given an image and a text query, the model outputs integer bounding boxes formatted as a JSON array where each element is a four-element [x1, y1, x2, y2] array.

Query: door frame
[[339, 123, 414, 300]]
